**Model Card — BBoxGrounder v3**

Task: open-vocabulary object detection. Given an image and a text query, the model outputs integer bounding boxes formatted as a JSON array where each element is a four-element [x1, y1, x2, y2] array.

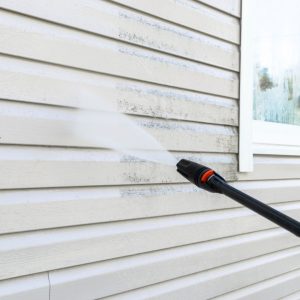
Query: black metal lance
[[177, 159, 300, 237]]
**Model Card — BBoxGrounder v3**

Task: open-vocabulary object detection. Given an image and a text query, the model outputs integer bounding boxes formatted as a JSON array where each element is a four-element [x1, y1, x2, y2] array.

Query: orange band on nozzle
[[200, 169, 214, 183]]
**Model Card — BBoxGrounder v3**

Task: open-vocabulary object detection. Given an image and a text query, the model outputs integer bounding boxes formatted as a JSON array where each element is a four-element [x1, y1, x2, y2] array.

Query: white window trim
[[239, 0, 300, 172]]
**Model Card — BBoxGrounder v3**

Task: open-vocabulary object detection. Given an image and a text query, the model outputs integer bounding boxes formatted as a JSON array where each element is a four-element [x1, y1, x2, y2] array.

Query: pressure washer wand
[[177, 159, 300, 237]]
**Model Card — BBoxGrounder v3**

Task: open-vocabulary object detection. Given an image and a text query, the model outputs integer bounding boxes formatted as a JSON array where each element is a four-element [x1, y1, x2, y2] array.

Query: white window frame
[[239, 0, 300, 172]]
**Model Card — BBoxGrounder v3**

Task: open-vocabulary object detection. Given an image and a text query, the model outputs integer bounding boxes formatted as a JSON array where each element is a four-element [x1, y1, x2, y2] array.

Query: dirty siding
[[0, 0, 299, 299]]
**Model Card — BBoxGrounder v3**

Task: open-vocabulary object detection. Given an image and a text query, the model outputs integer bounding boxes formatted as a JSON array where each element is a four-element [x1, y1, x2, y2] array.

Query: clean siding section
[[49, 229, 300, 300], [238, 155, 300, 181], [283, 290, 300, 300], [214, 268, 300, 300], [0, 274, 49, 300], [1, 204, 300, 280], [100, 246, 300, 300]]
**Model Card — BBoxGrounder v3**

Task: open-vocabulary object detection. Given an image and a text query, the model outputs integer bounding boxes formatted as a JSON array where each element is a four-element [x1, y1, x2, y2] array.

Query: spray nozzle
[[176, 159, 225, 193]]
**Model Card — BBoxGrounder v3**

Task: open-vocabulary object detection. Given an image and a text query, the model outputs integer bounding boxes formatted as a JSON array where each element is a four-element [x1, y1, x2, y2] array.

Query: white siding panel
[[214, 269, 300, 300], [0, 204, 299, 280], [283, 290, 300, 300], [0, 55, 238, 126], [111, 0, 240, 43], [1, 179, 300, 234], [0, 146, 237, 189], [102, 247, 300, 300], [0, 0, 239, 71], [0, 10, 239, 98], [197, 0, 241, 17], [238, 156, 300, 181], [49, 229, 300, 300], [0, 273, 49, 300]]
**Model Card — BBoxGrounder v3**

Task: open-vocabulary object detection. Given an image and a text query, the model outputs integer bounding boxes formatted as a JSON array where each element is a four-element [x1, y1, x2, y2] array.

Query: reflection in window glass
[[252, 0, 300, 126]]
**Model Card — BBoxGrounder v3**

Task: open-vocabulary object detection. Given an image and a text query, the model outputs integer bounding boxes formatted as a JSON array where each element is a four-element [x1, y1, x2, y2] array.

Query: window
[[240, 0, 300, 172]]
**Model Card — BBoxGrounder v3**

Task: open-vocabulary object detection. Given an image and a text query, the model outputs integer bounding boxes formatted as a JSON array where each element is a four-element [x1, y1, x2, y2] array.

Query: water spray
[[177, 159, 300, 237]]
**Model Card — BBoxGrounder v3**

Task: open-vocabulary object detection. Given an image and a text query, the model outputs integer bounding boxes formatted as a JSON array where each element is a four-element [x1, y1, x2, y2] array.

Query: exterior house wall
[[0, 0, 299, 299]]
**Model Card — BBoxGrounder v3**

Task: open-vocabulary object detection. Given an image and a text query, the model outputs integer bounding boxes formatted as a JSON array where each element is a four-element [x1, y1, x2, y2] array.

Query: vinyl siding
[[97, 246, 300, 299], [0, 274, 49, 300], [213, 269, 300, 300], [0, 0, 299, 299]]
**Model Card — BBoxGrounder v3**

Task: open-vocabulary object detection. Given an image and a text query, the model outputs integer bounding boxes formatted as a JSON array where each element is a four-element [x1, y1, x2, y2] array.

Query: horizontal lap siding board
[[1, 179, 300, 234], [197, 0, 241, 17], [101, 246, 300, 300], [1, 204, 300, 280], [214, 268, 300, 300], [284, 290, 300, 300], [0, 10, 239, 98], [111, 0, 240, 44], [0, 0, 239, 71], [0, 274, 49, 300], [49, 230, 300, 300], [238, 155, 300, 181], [0, 55, 238, 126]]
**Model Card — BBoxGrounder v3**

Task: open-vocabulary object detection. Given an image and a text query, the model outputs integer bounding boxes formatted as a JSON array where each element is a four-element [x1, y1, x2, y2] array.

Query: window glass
[[252, 0, 300, 126]]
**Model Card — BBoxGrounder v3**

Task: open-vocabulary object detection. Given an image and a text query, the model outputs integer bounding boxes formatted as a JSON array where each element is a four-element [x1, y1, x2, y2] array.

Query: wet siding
[[0, 0, 299, 299]]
